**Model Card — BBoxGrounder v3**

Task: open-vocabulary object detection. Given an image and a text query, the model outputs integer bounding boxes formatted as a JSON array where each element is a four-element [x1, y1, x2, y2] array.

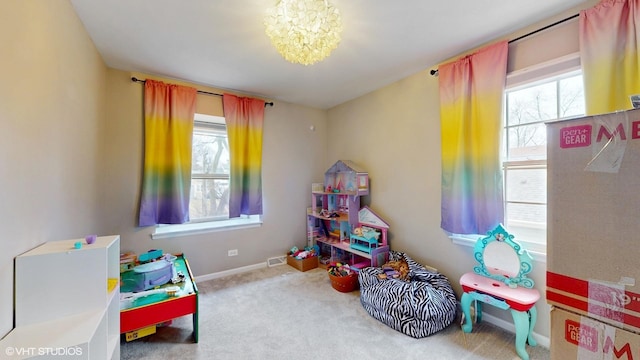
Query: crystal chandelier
[[264, 0, 343, 66]]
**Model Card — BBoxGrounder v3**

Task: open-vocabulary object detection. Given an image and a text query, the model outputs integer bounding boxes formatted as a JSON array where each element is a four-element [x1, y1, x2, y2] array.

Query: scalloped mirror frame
[[472, 224, 535, 289]]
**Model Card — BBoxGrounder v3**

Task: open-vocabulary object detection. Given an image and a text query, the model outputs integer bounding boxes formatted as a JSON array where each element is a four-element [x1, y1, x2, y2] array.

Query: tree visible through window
[[503, 70, 585, 249], [190, 115, 230, 221]]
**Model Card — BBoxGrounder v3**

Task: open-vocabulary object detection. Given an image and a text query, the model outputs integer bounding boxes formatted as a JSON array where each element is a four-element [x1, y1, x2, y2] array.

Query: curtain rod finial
[[430, 69, 438, 76]]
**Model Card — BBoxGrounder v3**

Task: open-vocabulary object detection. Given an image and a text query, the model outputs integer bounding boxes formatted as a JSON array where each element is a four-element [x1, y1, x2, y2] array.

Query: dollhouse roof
[[325, 160, 367, 175], [358, 206, 389, 229]]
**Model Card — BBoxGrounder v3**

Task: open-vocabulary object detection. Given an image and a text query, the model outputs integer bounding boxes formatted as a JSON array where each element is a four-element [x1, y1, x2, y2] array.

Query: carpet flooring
[[120, 264, 550, 360]]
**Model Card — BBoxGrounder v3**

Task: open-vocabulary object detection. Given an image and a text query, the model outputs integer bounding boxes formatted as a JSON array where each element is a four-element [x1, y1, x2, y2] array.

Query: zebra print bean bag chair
[[359, 251, 458, 338]]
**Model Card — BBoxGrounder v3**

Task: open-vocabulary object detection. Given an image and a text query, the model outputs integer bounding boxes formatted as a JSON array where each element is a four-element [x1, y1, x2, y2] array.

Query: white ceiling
[[70, 0, 590, 109]]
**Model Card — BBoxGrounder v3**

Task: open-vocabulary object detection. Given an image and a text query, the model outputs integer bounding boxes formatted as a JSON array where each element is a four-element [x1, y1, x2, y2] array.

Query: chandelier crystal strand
[[264, 0, 343, 65]]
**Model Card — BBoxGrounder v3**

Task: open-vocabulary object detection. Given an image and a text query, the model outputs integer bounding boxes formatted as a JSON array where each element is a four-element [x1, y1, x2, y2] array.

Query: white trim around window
[[151, 215, 262, 240], [506, 52, 580, 88]]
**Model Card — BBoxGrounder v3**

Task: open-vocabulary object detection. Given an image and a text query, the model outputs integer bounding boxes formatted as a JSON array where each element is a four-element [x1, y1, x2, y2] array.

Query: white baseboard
[[481, 312, 550, 349], [195, 262, 267, 283]]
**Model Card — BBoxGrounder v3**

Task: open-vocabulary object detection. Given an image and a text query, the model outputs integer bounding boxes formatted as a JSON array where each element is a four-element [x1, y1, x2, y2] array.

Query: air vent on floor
[[267, 255, 286, 267]]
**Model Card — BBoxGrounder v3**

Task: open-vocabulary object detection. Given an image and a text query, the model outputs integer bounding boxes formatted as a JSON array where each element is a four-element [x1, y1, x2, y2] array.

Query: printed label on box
[[565, 319, 598, 353], [553, 308, 640, 360], [560, 125, 592, 148], [125, 324, 156, 342]]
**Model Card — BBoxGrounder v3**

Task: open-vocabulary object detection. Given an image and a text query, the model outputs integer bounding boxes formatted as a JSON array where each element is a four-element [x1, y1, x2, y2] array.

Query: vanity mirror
[[473, 224, 534, 288]]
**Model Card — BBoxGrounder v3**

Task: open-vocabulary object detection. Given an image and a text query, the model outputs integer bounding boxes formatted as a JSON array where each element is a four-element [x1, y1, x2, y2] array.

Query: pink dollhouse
[[307, 161, 389, 270]]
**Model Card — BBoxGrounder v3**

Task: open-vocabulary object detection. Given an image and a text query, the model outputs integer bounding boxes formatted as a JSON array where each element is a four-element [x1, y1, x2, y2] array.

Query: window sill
[[152, 216, 262, 240], [449, 234, 546, 263]]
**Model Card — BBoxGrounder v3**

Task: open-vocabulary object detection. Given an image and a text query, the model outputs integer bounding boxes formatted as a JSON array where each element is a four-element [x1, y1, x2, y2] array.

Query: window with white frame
[[502, 68, 585, 253], [449, 55, 586, 257], [151, 114, 261, 239], [190, 114, 231, 221]]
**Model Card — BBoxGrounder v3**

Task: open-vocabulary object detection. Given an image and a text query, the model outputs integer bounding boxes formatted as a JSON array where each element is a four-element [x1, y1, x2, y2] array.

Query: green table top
[[120, 254, 197, 310]]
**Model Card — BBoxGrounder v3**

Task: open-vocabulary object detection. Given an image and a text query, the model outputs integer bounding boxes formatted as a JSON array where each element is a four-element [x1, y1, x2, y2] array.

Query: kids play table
[[120, 253, 199, 342]]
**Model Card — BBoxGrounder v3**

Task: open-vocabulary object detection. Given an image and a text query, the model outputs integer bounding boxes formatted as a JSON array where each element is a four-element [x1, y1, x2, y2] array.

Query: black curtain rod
[[131, 77, 274, 107], [429, 13, 580, 76]]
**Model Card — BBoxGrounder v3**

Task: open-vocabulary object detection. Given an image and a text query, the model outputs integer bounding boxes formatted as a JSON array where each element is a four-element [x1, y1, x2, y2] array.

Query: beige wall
[[0, 0, 108, 336]]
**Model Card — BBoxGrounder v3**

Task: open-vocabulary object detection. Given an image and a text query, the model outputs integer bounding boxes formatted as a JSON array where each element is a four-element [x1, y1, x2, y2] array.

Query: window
[[502, 69, 585, 253], [449, 56, 585, 258], [151, 114, 261, 239], [190, 114, 230, 221]]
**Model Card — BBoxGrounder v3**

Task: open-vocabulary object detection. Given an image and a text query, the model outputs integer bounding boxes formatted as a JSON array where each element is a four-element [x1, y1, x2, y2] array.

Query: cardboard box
[[546, 109, 640, 333], [286, 255, 318, 272], [551, 307, 640, 359]]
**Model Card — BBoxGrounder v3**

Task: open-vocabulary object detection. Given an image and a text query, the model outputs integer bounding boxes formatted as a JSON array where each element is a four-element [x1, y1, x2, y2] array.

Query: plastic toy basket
[[329, 272, 359, 293]]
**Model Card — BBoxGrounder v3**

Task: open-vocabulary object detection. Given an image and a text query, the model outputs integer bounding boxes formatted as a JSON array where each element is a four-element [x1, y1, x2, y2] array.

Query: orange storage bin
[[329, 272, 359, 292]]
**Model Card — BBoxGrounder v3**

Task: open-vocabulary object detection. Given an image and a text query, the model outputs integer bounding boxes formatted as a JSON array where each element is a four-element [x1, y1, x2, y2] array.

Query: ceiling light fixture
[[264, 0, 343, 66]]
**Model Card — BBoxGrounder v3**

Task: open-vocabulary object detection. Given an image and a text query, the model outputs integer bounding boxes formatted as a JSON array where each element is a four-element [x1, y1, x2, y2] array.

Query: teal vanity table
[[459, 224, 540, 360]]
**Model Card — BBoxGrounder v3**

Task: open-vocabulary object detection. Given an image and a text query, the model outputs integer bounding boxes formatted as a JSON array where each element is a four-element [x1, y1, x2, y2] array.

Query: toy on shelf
[[349, 207, 389, 255], [312, 183, 324, 192]]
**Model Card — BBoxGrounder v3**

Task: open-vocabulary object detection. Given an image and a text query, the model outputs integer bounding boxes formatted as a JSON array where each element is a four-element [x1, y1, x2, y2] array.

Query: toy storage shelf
[[0, 235, 120, 360], [315, 237, 371, 259], [314, 236, 389, 270], [307, 208, 350, 223], [307, 161, 389, 271]]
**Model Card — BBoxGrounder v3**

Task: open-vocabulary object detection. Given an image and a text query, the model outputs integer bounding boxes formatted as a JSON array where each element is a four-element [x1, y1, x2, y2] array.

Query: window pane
[[502, 69, 585, 250], [559, 75, 585, 118], [189, 179, 229, 220], [507, 82, 557, 126], [506, 202, 546, 227], [505, 168, 546, 203], [507, 123, 546, 161], [192, 129, 229, 175]]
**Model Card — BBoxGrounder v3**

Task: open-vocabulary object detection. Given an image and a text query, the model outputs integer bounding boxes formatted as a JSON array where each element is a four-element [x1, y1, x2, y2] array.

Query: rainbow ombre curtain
[[138, 80, 197, 226], [223, 94, 265, 218], [580, 0, 640, 115], [439, 41, 508, 235]]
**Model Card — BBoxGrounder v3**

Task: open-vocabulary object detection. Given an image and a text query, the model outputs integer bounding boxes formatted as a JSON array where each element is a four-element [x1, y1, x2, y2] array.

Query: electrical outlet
[[228, 249, 238, 257]]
